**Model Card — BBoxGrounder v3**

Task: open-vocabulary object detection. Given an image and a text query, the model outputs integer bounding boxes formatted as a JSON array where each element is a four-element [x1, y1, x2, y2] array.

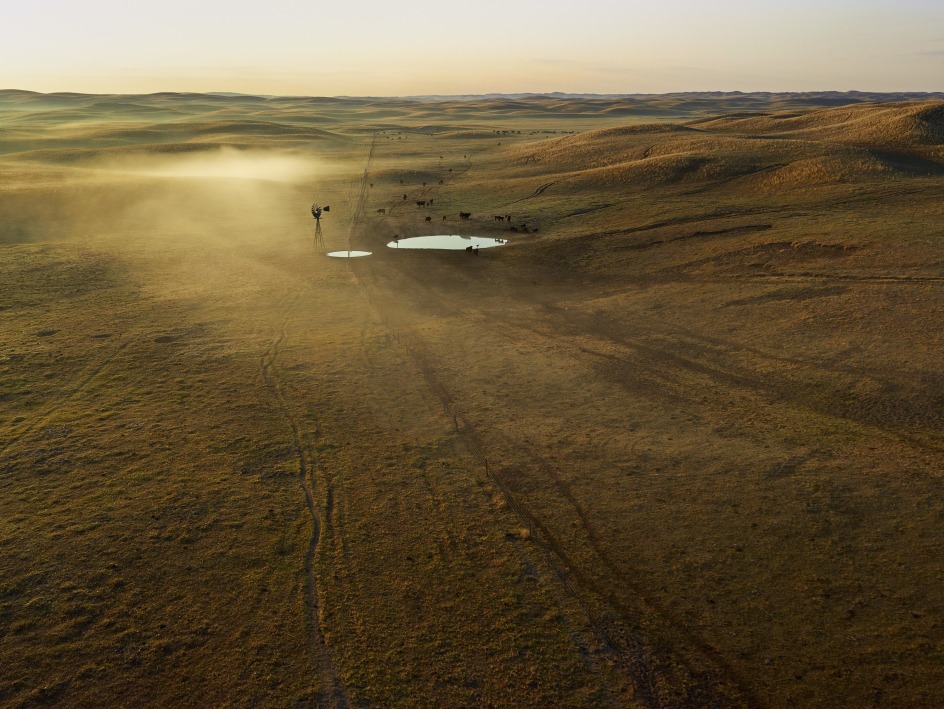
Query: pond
[[327, 250, 372, 258], [387, 235, 509, 251]]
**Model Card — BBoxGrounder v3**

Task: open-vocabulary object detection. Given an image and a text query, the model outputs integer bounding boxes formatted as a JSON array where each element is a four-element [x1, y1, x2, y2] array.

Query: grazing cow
[[400, 179, 404, 184], [439, 179, 444, 184], [532, 228, 539, 233], [505, 215, 511, 222], [423, 182, 427, 187], [369, 182, 373, 187], [459, 212, 471, 220], [442, 215, 447, 220], [510, 226, 518, 232], [429, 199, 434, 205], [377, 208, 386, 215], [425, 216, 432, 222], [416, 200, 427, 207], [465, 245, 472, 252], [519, 223, 527, 230], [403, 194, 408, 200], [493, 215, 504, 221]]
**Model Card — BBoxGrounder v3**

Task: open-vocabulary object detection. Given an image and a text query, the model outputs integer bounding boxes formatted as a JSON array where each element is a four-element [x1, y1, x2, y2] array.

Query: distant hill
[[505, 99, 944, 192], [5, 89, 944, 106]]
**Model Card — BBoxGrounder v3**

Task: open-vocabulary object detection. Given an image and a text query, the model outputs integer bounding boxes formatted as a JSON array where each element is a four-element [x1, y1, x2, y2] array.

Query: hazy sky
[[4, 0, 943, 95]]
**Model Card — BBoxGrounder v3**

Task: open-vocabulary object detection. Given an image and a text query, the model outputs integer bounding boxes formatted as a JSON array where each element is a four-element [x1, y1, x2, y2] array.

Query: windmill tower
[[310, 203, 330, 253]]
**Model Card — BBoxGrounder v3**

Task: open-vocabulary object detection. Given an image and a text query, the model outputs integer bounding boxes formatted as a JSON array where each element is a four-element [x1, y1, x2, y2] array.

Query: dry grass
[[2, 90, 944, 707]]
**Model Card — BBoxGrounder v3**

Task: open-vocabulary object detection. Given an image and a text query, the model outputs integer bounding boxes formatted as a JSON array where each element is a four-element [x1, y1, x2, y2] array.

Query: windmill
[[310, 203, 330, 253]]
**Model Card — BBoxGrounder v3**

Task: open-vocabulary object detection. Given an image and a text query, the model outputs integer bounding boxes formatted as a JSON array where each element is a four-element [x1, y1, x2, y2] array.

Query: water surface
[[387, 235, 508, 250], [327, 250, 372, 258]]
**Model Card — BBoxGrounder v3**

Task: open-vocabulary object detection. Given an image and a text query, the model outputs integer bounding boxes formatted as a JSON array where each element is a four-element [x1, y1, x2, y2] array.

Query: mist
[[100, 147, 320, 183]]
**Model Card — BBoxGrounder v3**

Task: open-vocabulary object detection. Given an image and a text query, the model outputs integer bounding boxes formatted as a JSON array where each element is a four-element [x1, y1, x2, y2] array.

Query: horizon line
[[3, 88, 944, 101]]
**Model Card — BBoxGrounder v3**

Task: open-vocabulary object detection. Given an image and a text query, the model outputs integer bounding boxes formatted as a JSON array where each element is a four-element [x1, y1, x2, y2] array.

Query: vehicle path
[[259, 295, 347, 707]]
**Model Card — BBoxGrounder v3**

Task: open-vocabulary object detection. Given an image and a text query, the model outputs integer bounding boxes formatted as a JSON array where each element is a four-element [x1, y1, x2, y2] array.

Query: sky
[[3, 0, 943, 96]]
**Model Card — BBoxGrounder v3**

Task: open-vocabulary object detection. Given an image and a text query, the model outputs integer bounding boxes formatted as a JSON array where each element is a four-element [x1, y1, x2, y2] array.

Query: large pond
[[387, 235, 509, 251]]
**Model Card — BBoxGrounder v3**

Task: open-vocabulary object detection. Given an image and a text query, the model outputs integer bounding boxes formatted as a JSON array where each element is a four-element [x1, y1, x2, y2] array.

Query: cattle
[[493, 215, 504, 221], [532, 228, 539, 233], [416, 200, 427, 207], [459, 212, 471, 220], [377, 208, 386, 215], [439, 179, 444, 184], [423, 182, 427, 187], [442, 215, 447, 220], [505, 215, 511, 222], [403, 194, 408, 200], [510, 226, 518, 232], [425, 216, 432, 223], [429, 199, 434, 205], [369, 182, 373, 188]]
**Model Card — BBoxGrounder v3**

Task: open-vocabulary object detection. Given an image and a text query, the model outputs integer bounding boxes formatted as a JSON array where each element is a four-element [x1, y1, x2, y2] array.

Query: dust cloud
[[100, 147, 320, 183], [0, 148, 333, 256]]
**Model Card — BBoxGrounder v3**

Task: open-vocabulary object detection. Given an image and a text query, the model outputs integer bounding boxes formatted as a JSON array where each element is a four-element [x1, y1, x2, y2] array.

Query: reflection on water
[[386, 235, 509, 251], [327, 250, 372, 258]]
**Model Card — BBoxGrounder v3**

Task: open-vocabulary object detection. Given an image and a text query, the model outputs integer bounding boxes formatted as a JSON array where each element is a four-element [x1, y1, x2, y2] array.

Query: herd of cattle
[[375, 204, 536, 231], [376, 206, 538, 232], [368, 174, 540, 234]]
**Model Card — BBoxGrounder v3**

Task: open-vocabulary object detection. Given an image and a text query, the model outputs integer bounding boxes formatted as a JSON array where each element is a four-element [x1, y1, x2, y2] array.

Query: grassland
[[2, 89, 944, 707]]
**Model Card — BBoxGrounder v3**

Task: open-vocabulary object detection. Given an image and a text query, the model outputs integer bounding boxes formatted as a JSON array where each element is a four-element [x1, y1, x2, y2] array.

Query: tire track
[[259, 294, 347, 708], [344, 133, 377, 252], [503, 179, 559, 206]]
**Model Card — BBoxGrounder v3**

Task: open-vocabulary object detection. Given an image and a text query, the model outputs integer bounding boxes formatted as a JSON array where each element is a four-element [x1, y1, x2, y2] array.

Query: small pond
[[327, 250, 372, 258]]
